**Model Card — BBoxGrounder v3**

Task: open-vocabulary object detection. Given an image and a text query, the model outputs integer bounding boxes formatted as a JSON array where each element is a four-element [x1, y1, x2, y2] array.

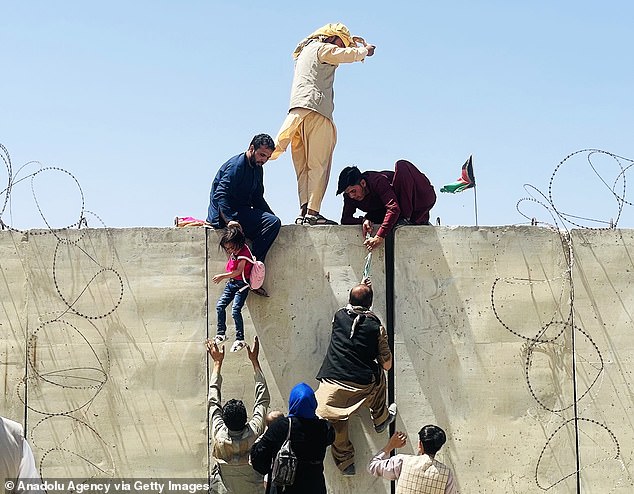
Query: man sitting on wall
[[207, 133, 281, 296]]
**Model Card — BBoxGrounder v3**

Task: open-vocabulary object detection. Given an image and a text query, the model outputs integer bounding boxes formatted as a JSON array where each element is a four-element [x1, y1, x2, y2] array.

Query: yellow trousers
[[273, 109, 337, 213]]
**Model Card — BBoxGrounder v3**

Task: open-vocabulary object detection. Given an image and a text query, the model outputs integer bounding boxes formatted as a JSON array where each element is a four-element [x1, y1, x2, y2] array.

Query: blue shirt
[[207, 152, 273, 226]]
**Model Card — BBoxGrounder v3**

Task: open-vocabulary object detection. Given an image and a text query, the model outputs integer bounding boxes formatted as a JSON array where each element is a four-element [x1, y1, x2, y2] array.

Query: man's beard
[[248, 154, 259, 167]]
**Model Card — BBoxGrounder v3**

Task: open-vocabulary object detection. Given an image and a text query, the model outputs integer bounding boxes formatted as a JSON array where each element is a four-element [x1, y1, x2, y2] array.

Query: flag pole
[[473, 185, 479, 226]]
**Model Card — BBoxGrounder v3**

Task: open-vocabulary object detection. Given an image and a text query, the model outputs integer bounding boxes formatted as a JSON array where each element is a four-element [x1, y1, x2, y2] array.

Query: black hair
[[222, 399, 248, 431], [219, 226, 246, 252], [349, 283, 373, 308], [250, 133, 275, 151], [418, 424, 446, 456], [336, 166, 363, 195]]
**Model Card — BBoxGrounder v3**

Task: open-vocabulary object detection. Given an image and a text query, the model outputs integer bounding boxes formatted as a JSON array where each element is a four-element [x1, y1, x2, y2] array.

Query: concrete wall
[[1, 226, 633, 493]]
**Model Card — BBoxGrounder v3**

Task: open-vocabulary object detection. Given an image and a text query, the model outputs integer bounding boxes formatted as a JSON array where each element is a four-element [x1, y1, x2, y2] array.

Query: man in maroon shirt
[[337, 160, 436, 250]]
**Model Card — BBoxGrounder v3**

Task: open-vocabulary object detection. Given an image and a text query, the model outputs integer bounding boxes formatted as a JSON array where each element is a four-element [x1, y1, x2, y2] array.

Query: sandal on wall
[[303, 214, 337, 226]]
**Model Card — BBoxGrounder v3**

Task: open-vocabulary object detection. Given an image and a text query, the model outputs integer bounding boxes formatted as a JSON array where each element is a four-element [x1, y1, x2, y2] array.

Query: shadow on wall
[[207, 225, 386, 401], [206, 224, 391, 494]]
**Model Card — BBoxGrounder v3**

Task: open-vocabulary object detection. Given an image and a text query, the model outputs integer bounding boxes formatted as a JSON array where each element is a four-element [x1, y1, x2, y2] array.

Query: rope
[[362, 233, 372, 281]]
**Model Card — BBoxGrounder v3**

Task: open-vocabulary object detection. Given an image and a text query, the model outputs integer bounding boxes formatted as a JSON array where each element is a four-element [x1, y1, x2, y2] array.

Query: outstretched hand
[[206, 339, 225, 364], [384, 431, 407, 453], [247, 335, 261, 369]]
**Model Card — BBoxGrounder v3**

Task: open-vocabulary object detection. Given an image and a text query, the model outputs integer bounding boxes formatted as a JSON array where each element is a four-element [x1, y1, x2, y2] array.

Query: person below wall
[[368, 425, 459, 494], [207, 337, 270, 493], [314, 278, 397, 476], [1, 415, 42, 494], [251, 382, 334, 494]]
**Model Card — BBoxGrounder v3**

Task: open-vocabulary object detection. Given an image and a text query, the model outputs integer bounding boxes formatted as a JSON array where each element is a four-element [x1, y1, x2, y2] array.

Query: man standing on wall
[[315, 279, 397, 475], [270, 23, 375, 226]]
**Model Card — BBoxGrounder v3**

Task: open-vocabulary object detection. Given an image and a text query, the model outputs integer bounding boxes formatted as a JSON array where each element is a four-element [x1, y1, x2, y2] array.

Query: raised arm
[[247, 336, 270, 435], [318, 43, 374, 64], [368, 432, 407, 479], [206, 339, 226, 436]]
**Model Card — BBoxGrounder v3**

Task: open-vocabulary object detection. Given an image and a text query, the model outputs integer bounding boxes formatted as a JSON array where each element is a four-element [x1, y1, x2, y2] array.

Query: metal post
[[385, 231, 396, 494]]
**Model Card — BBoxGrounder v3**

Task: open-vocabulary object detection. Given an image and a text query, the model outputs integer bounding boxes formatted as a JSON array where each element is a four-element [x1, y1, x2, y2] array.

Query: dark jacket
[[207, 152, 273, 226], [251, 416, 334, 494], [316, 307, 384, 385]]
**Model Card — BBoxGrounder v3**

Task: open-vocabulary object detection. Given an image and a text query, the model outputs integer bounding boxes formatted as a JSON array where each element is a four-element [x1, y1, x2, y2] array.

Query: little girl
[[212, 225, 253, 352]]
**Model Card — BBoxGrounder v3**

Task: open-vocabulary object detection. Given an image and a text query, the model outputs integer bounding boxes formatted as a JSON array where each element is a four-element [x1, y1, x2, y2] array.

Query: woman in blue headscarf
[[251, 382, 335, 493]]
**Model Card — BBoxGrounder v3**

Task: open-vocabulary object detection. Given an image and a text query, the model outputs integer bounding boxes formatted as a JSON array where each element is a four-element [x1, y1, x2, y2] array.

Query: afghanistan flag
[[440, 155, 476, 193]]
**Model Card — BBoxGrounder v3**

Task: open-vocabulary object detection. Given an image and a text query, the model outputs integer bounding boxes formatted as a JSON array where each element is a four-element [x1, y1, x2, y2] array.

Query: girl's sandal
[[250, 287, 269, 297]]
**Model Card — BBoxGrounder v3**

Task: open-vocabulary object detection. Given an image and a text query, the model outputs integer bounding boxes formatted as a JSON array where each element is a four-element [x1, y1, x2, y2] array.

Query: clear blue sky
[[2, 1, 633, 230]]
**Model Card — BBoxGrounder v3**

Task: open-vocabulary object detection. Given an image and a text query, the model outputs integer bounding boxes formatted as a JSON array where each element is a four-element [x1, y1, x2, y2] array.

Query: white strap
[[237, 243, 257, 264], [286, 417, 292, 440], [236, 245, 257, 286]]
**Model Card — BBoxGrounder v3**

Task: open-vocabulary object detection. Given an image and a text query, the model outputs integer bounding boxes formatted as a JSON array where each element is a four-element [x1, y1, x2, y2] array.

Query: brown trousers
[[315, 371, 389, 471]]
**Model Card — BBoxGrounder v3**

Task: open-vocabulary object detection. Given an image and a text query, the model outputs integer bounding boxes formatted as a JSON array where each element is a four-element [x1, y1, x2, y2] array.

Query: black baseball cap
[[336, 166, 362, 195]]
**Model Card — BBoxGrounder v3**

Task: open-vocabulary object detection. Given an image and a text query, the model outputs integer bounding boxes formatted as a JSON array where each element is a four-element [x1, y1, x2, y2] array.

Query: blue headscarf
[[288, 382, 318, 419]]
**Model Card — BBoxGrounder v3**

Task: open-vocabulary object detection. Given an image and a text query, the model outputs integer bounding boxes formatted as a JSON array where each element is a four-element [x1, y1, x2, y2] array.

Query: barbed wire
[[1, 143, 121, 479], [495, 149, 634, 490], [517, 149, 634, 230]]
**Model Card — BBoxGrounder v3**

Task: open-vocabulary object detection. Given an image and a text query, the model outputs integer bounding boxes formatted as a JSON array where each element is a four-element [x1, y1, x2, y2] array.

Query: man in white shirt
[[1, 416, 42, 494], [368, 424, 458, 494]]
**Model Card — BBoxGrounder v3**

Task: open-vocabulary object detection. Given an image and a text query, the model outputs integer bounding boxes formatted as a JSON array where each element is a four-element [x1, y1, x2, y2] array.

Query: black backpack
[[270, 418, 298, 488]]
